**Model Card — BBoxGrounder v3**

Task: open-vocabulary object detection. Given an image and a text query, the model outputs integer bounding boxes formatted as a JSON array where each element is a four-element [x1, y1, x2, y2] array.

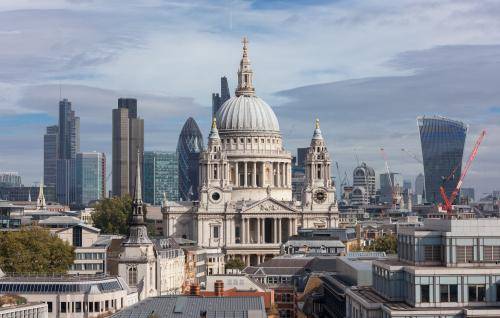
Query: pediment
[[242, 197, 298, 214]]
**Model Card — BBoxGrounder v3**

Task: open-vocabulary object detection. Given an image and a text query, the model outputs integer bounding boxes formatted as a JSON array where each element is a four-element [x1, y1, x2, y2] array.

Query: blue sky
[[0, 0, 499, 196]]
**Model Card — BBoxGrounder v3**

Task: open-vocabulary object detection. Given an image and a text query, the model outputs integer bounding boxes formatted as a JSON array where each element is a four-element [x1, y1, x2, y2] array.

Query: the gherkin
[[176, 117, 204, 201]]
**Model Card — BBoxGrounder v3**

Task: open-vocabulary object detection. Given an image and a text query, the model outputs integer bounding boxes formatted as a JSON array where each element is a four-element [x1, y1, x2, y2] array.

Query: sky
[[0, 0, 499, 197]]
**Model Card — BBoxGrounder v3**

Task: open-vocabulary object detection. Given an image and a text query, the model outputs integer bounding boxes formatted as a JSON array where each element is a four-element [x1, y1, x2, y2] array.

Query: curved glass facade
[[176, 117, 203, 201], [418, 116, 467, 204]]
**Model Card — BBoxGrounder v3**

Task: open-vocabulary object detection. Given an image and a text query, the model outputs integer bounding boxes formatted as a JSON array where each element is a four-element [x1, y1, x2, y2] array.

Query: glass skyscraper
[[177, 117, 203, 201], [418, 116, 467, 204], [76, 152, 106, 206], [143, 151, 179, 205]]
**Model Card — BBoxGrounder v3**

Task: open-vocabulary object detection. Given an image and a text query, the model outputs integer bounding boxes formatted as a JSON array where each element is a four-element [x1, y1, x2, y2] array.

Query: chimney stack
[[190, 283, 200, 296], [214, 280, 224, 297]]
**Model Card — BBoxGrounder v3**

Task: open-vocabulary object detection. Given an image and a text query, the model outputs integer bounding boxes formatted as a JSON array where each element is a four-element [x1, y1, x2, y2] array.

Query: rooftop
[[111, 296, 266, 318]]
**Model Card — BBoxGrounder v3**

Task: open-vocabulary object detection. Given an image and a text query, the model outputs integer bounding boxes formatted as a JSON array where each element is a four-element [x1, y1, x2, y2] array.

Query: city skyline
[[0, 1, 499, 196]]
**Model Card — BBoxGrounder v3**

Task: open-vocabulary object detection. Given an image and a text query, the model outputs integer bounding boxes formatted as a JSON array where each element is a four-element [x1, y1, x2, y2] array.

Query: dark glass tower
[[211, 76, 230, 117], [176, 117, 203, 201], [418, 116, 467, 204]]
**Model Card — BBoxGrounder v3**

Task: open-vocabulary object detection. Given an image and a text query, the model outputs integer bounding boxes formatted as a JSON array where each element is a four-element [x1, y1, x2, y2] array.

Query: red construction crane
[[439, 129, 486, 214]]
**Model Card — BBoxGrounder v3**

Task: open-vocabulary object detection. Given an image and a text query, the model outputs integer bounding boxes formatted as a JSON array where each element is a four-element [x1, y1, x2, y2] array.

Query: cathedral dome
[[216, 95, 280, 133]]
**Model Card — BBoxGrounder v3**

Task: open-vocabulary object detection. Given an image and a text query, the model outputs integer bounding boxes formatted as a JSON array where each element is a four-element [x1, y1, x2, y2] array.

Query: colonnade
[[240, 217, 297, 244], [232, 161, 291, 188]]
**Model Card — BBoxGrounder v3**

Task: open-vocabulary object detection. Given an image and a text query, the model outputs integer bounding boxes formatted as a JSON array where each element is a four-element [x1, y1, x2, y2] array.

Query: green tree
[[0, 227, 74, 274], [92, 195, 148, 235], [366, 234, 397, 254], [225, 258, 246, 270]]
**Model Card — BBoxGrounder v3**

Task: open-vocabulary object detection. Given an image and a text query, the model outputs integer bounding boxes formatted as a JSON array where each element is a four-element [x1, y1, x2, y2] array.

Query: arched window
[[128, 266, 137, 286]]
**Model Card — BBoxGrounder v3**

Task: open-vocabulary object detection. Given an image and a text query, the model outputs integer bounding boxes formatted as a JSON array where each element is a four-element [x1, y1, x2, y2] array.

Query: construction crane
[[439, 130, 486, 214], [401, 148, 423, 164]]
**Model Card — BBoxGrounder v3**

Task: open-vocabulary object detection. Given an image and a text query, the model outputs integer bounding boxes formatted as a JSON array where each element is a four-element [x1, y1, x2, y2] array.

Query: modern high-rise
[[43, 125, 59, 186], [56, 98, 80, 205], [177, 117, 203, 201], [76, 152, 106, 206], [379, 172, 403, 204], [351, 162, 376, 205], [418, 116, 467, 204], [112, 98, 144, 197], [143, 151, 179, 205], [211, 76, 231, 117], [296, 147, 308, 168]]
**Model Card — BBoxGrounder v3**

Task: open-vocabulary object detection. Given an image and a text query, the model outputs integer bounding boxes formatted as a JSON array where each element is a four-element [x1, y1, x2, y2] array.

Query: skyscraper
[[379, 172, 403, 204], [76, 152, 106, 206], [112, 98, 144, 197], [296, 148, 308, 168], [143, 151, 179, 205], [56, 98, 80, 205], [211, 76, 230, 117], [418, 116, 467, 204], [177, 117, 203, 201], [43, 125, 59, 186]]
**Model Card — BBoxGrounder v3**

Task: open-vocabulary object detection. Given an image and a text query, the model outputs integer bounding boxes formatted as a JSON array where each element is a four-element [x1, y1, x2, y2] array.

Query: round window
[[211, 192, 221, 201]]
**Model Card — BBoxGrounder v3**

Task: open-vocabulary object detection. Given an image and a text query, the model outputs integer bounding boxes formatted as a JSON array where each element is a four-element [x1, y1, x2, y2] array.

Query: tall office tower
[[379, 172, 403, 204], [418, 116, 467, 204], [0, 172, 22, 187], [351, 162, 376, 205], [56, 98, 80, 205], [112, 98, 144, 197], [143, 151, 179, 205], [211, 76, 231, 117], [176, 117, 203, 201], [76, 152, 106, 206], [43, 125, 59, 186], [296, 148, 308, 168]]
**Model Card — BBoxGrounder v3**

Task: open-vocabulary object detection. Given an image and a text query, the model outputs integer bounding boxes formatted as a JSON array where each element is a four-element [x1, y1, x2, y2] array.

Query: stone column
[[241, 217, 245, 244], [235, 162, 239, 186], [274, 218, 278, 243], [278, 218, 282, 243], [253, 162, 257, 187], [256, 218, 261, 244], [244, 162, 248, 187]]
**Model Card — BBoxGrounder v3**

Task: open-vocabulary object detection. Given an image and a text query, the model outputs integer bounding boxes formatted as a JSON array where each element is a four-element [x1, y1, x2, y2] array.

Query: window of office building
[[424, 245, 441, 262], [440, 284, 458, 302], [468, 284, 486, 302], [421, 285, 430, 303], [456, 245, 474, 263], [484, 245, 500, 261]]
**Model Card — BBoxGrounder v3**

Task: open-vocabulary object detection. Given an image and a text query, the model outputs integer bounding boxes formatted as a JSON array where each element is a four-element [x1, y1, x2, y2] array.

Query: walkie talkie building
[[177, 117, 204, 201], [418, 116, 467, 204]]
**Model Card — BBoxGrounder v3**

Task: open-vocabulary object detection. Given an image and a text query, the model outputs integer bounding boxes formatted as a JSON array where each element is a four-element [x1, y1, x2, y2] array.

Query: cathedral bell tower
[[302, 119, 337, 211], [199, 117, 231, 210]]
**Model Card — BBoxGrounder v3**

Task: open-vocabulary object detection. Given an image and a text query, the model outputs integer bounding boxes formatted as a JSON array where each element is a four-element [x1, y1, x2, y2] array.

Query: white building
[[153, 238, 185, 295], [163, 38, 339, 266]]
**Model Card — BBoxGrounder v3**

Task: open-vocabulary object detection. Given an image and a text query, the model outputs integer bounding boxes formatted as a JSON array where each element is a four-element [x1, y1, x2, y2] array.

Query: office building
[[379, 172, 403, 204], [346, 218, 500, 317], [55, 99, 80, 205], [211, 76, 230, 117], [143, 151, 179, 205], [297, 147, 308, 168], [112, 98, 144, 197], [43, 125, 59, 186], [76, 152, 106, 206], [418, 116, 467, 204], [0, 172, 22, 187], [351, 162, 376, 205], [176, 117, 203, 201]]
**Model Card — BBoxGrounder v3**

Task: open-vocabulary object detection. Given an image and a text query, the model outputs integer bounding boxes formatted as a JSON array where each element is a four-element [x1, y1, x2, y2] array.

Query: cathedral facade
[[162, 38, 339, 266]]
